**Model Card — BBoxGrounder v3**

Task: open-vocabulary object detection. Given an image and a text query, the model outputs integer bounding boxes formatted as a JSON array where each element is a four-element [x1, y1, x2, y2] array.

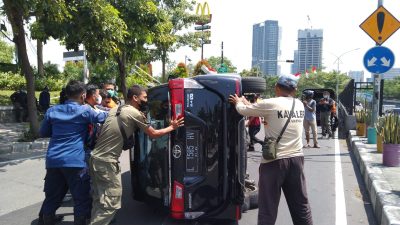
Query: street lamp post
[[185, 55, 191, 66], [332, 48, 360, 107]]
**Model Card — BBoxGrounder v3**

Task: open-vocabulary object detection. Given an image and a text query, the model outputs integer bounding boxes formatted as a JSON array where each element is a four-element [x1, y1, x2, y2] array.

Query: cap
[[277, 74, 299, 89], [304, 90, 314, 98]]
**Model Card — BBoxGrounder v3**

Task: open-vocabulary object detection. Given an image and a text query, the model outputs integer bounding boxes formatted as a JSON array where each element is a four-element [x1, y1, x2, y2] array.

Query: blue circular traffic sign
[[363, 46, 395, 74]]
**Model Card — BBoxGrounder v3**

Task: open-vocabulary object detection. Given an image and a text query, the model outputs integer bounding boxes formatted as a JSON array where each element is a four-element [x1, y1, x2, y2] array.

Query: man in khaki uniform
[[89, 85, 183, 225], [230, 75, 313, 225]]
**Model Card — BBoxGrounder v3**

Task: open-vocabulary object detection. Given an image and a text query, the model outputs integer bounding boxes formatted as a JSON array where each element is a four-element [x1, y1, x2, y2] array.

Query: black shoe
[[74, 216, 88, 225], [38, 214, 64, 225], [42, 215, 55, 225]]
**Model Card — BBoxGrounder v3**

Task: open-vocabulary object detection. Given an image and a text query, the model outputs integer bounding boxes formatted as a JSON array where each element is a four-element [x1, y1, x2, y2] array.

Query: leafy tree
[[193, 59, 215, 76], [3, 0, 41, 137], [3, 0, 127, 137], [383, 76, 400, 99], [154, 0, 199, 82], [0, 38, 14, 63], [168, 62, 189, 79], [207, 56, 237, 73], [264, 76, 278, 98], [240, 68, 260, 77], [108, 0, 165, 99], [88, 60, 118, 85], [63, 61, 84, 81], [297, 71, 351, 95]]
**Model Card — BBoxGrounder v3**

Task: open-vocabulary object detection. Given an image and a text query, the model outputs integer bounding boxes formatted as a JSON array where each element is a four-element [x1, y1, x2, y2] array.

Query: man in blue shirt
[[38, 80, 108, 225]]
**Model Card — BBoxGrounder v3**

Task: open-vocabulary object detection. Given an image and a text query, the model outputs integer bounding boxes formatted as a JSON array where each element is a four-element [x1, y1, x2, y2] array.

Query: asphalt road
[[0, 129, 377, 225]]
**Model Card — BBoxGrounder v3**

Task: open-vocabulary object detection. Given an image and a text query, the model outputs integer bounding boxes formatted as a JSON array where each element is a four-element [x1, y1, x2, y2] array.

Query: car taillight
[[236, 205, 241, 220], [235, 78, 240, 95], [169, 78, 203, 120], [169, 79, 184, 120], [171, 181, 184, 219]]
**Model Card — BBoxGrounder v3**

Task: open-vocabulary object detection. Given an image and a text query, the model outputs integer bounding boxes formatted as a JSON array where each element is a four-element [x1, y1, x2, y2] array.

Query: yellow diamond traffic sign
[[360, 6, 400, 45]]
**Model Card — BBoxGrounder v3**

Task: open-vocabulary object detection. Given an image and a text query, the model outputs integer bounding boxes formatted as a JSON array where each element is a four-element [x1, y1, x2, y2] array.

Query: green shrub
[[0, 71, 65, 91], [0, 72, 26, 90]]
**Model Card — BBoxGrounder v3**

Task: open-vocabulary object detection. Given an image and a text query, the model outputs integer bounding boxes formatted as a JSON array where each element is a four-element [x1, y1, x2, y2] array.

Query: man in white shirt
[[230, 75, 313, 225]]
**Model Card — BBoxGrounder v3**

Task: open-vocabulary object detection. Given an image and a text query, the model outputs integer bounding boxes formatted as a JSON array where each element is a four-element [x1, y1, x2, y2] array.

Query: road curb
[[0, 139, 49, 153], [348, 130, 400, 225]]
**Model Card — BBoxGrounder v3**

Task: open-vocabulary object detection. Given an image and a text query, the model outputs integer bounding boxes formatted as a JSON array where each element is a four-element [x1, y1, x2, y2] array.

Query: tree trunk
[[117, 52, 128, 101], [37, 39, 44, 77], [161, 49, 167, 82], [4, 0, 40, 138]]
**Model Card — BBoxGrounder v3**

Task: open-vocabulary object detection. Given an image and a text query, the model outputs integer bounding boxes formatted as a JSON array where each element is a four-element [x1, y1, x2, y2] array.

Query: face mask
[[107, 90, 116, 98], [95, 95, 102, 105], [323, 95, 329, 99], [139, 100, 148, 112]]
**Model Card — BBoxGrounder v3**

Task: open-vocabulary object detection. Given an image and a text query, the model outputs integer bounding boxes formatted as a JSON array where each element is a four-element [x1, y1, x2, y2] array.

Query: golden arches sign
[[196, 2, 210, 16]]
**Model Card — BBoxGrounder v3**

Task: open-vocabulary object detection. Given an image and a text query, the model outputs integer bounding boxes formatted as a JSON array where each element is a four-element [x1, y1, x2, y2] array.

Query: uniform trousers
[[89, 157, 122, 225], [39, 167, 92, 218], [258, 156, 313, 225]]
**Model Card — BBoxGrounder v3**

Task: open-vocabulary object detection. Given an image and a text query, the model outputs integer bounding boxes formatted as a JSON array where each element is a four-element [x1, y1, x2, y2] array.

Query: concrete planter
[[356, 122, 366, 136], [383, 144, 400, 167], [367, 127, 377, 144], [377, 135, 383, 153]]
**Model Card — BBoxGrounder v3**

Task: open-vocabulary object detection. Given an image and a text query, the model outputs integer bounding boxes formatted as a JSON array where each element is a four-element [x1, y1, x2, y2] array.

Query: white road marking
[[335, 137, 347, 225]]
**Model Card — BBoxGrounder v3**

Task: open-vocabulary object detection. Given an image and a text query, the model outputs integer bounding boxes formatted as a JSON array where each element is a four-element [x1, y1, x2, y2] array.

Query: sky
[[8, 0, 400, 79]]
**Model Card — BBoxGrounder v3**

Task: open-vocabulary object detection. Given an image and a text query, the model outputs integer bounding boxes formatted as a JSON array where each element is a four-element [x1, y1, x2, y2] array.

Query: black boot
[[74, 215, 88, 225], [38, 214, 64, 225]]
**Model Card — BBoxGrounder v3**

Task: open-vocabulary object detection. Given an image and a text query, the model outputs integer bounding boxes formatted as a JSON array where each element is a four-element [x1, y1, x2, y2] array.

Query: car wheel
[[242, 192, 250, 212], [246, 183, 259, 209], [241, 77, 266, 94]]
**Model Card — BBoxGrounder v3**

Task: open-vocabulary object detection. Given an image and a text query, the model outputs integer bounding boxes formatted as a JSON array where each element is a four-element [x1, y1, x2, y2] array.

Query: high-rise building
[[251, 20, 281, 76], [297, 29, 323, 73], [383, 68, 400, 80], [348, 71, 365, 82]]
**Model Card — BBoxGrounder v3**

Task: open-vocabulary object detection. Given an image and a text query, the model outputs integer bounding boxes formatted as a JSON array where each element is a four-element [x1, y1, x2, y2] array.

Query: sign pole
[[372, 0, 384, 125]]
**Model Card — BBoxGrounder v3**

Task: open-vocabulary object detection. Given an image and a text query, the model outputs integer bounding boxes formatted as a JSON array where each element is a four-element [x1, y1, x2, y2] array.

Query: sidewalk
[[0, 123, 48, 164], [348, 130, 400, 225]]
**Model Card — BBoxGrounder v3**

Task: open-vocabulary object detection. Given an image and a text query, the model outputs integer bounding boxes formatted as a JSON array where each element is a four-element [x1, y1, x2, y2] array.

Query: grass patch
[[0, 90, 60, 105]]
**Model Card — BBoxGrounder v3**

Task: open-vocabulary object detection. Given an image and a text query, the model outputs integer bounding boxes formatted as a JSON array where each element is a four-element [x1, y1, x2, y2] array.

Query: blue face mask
[[107, 90, 116, 98]]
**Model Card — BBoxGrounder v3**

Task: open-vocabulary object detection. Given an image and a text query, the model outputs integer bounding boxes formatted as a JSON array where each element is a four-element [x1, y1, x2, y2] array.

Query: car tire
[[242, 192, 250, 212], [246, 183, 259, 209], [241, 77, 266, 94]]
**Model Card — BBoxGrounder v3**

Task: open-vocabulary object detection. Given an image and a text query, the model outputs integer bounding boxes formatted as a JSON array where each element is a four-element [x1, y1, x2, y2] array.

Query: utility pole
[[372, 0, 384, 125], [221, 41, 224, 64]]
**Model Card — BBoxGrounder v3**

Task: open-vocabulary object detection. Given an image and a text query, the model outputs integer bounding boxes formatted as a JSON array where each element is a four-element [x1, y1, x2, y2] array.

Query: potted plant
[[375, 116, 384, 153], [376, 112, 400, 167], [355, 110, 367, 136]]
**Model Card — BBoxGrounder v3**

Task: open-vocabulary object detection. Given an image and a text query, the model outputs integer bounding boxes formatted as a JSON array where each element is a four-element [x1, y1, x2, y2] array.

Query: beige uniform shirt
[[91, 105, 149, 163], [236, 97, 305, 163]]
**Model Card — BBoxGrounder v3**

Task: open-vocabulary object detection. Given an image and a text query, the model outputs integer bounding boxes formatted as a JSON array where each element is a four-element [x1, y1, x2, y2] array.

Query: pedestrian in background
[[10, 87, 28, 122], [247, 94, 263, 151], [318, 91, 334, 139], [59, 87, 67, 104], [89, 85, 183, 225], [102, 81, 119, 108], [230, 74, 313, 225], [39, 86, 51, 113], [37, 80, 108, 225], [85, 84, 104, 154], [303, 90, 320, 148]]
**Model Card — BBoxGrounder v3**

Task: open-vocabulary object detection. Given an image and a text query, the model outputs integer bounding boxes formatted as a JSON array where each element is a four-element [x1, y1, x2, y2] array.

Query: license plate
[[186, 130, 199, 173]]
